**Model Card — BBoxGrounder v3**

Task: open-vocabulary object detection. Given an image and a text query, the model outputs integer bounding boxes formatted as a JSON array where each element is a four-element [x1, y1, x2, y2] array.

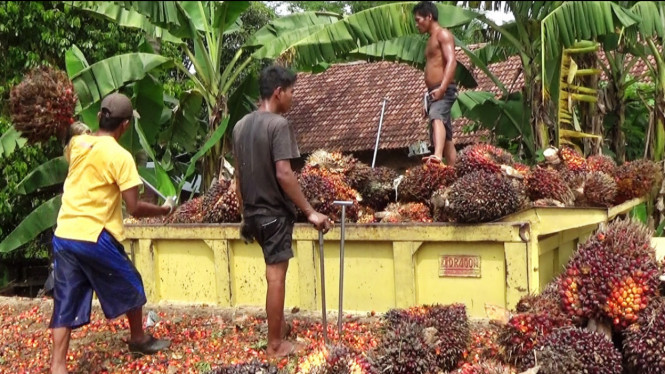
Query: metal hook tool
[[319, 200, 354, 345]]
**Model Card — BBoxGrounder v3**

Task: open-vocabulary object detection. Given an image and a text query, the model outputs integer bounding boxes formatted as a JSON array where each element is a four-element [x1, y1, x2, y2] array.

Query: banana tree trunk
[[522, 57, 549, 150]]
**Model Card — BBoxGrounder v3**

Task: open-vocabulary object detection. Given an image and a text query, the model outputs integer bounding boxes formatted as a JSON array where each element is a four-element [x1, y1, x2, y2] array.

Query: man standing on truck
[[414, 1, 458, 166], [50, 93, 175, 374], [232, 65, 333, 358]]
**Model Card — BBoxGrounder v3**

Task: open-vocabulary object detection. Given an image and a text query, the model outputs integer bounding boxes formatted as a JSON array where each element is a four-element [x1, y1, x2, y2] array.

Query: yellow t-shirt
[[55, 134, 142, 243]]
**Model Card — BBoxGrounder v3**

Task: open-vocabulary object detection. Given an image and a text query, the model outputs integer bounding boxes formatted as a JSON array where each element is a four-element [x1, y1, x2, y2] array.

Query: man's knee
[[266, 261, 289, 284]]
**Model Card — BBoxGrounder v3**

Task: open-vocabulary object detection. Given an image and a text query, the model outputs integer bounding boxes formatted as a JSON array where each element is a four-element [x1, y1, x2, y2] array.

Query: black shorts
[[244, 215, 295, 264], [425, 83, 457, 142]]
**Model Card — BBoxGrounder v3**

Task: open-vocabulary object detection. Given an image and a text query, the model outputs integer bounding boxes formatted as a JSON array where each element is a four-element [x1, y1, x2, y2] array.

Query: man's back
[[232, 111, 300, 219], [55, 134, 141, 243]]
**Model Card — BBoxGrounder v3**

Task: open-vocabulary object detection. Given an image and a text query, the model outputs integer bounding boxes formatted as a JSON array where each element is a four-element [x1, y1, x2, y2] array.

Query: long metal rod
[[371, 98, 388, 169], [318, 230, 329, 345], [338, 205, 346, 335], [140, 176, 167, 201]]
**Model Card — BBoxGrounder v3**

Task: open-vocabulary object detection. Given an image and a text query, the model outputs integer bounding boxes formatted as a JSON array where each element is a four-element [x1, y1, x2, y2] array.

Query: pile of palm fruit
[[208, 218, 665, 374], [128, 143, 662, 225]]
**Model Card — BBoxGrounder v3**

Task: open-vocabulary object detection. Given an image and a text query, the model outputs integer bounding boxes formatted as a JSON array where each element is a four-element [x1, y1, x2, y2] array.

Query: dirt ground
[[0, 296, 384, 374]]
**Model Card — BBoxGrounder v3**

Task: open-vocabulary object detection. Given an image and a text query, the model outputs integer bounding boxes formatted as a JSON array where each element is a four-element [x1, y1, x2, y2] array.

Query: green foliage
[[270, 1, 398, 15], [0, 1, 144, 114], [0, 118, 60, 260]]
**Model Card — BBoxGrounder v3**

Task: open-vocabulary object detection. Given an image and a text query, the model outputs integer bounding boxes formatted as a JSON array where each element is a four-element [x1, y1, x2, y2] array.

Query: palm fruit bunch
[[497, 312, 571, 371], [211, 359, 279, 374], [449, 361, 514, 374], [356, 166, 399, 212], [459, 324, 502, 366], [515, 283, 565, 318], [164, 196, 204, 224], [623, 298, 665, 373], [298, 165, 361, 222], [296, 344, 375, 374], [614, 159, 663, 204], [558, 145, 588, 174], [379, 202, 432, 223], [456, 143, 515, 177], [356, 206, 377, 224], [202, 179, 241, 223], [587, 154, 617, 175], [534, 327, 622, 374], [443, 170, 523, 223], [510, 163, 531, 177], [525, 167, 574, 206], [397, 163, 457, 203], [557, 218, 660, 330], [9, 65, 78, 144], [370, 321, 437, 374], [305, 149, 357, 175], [379, 304, 470, 372], [583, 171, 617, 207]]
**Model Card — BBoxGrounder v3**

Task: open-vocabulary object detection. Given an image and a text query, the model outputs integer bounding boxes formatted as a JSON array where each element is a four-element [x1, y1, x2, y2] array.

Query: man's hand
[[429, 88, 445, 101], [308, 212, 333, 233]]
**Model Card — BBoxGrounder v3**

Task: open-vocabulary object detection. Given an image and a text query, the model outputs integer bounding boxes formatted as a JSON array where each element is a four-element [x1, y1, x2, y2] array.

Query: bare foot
[[266, 340, 305, 359], [51, 364, 68, 374]]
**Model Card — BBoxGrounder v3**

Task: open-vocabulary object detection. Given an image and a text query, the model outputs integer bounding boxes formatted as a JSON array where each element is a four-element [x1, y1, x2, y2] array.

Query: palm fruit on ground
[[558, 145, 588, 174], [525, 167, 574, 206], [444, 170, 523, 223], [498, 312, 571, 371], [583, 171, 617, 207], [449, 361, 513, 374], [164, 196, 204, 224], [459, 323, 503, 367], [377, 304, 469, 373], [297, 344, 375, 374], [534, 327, 622, 374], [211, 359, 278, 374], [456, 144, 515, 177], [614, 159, 664, 204], [587, 154, 617, 176], [623, 298, 665, 374], [9, 65, 78, 144], [397, 163, 457, 203]]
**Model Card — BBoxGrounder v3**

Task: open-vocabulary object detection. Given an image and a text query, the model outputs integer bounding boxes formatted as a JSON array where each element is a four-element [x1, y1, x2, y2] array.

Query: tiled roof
[[284, 47, 653, 154]]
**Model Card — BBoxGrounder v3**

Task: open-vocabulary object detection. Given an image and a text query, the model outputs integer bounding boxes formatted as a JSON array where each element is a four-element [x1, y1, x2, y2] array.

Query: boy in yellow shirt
[[50, 93, 175, 374]]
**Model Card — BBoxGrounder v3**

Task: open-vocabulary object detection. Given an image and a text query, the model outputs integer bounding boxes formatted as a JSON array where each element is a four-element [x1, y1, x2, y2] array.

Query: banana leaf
[[68, 1, 182, 44], [0, 128, 27, 158], [70, 52, 174, 113], [279, 2, 479, 69], [0, 195, 62, 254], [15, 157, 68, 195], [134, 119, 176, 199], [159, 90, 205, 153]]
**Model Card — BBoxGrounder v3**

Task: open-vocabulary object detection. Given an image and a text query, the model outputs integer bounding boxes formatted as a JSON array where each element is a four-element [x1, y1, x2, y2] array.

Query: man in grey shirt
[[232, 65, 332, 358]]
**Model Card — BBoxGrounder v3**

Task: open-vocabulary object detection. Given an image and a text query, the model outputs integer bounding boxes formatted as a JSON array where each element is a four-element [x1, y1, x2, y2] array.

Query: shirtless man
[[413, 1, 458, 166]]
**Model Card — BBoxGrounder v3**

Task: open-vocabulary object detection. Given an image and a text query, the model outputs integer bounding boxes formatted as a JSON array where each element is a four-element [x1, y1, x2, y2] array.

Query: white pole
[[372, 98, 388, 169]]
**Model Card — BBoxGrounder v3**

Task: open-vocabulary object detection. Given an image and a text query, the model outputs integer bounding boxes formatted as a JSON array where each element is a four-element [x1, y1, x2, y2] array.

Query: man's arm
[[437, 28, 457, 93], [122, 186, 171, 217], [275, 159, 330, 231]]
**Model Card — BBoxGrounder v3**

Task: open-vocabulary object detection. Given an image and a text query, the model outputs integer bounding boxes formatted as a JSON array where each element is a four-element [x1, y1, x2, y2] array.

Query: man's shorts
[[49, 229, 147, 329], [244, 215, 295, 265], [425, 83, 458, 142]]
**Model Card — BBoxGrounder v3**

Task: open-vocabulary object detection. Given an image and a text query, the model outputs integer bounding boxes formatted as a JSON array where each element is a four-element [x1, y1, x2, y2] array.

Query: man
[[50, 93, 175, 374], [232, 65, 332, 358], [414, 0, 458, 166]]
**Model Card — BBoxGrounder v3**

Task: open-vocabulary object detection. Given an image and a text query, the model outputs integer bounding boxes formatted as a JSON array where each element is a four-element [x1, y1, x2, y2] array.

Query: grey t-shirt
[[232, 111, 300, 219]]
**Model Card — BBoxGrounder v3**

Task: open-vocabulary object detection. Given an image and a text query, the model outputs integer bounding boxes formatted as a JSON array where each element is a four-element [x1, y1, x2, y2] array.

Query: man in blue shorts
[[50, 93, 175, 374]]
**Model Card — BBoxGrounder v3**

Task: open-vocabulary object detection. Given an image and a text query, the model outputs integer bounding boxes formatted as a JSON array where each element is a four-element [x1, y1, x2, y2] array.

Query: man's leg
[[431, 118, 446, 161], [51, 327, 71, 374], [126, 307, 147, 344], [444, 140, 457, 166], [266, 260, 291, 356]]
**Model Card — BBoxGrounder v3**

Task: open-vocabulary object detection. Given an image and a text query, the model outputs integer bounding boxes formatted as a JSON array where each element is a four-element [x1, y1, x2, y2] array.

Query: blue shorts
[[49, 230, 147, 329]]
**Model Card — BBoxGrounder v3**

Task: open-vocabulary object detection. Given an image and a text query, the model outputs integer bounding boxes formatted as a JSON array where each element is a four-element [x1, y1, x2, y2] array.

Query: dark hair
[[259, 65, 297, 100], [99, 108, 129, 131], [413, 1, 438, 21]]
